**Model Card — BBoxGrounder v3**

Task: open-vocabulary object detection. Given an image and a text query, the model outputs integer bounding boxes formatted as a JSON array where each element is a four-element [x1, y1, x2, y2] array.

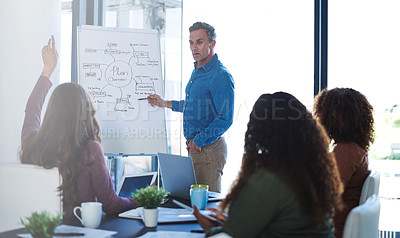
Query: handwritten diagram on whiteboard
[[77, 25, 167, 154]]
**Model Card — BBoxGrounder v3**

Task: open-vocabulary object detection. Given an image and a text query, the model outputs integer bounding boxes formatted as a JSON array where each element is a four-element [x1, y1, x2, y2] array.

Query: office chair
[[343, 194, 381, 238], [360, 169, 380, 204], [0, 163, 62, 232]]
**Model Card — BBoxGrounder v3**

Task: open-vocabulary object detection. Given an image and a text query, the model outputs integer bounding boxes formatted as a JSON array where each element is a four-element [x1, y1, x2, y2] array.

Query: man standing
[[147, 22, 234, 192]]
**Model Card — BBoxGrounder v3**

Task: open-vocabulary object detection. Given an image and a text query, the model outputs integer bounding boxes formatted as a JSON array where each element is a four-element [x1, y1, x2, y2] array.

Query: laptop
[[157, 153, 224, 201], [117, 172, 157, 198]]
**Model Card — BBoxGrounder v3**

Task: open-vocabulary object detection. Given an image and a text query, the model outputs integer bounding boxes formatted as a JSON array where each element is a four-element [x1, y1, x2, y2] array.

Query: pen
[[138, 98, 147, 100], [54, 232, 85, 236], [172, 199, 223, 225]]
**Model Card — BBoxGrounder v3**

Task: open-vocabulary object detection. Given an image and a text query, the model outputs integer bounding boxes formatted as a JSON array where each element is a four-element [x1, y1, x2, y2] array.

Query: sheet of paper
[[119, 207, 213, 223], [17, 224, 117, 238], [137, 231, 204, 238], [119, 206, 143, 219]]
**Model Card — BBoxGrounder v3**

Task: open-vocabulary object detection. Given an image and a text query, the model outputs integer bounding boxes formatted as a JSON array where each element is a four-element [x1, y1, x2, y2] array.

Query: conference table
[[0, 197, 217, 238]]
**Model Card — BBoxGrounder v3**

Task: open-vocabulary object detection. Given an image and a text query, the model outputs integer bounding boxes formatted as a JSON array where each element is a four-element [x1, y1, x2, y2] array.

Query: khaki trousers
[[189, 137, 227, 193]]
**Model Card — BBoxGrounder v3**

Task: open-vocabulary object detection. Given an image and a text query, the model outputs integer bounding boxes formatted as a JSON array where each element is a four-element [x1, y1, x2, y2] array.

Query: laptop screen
[[157, 153, 197, 200], [157, 153, 225, 201], [117, 172, 157, 198]]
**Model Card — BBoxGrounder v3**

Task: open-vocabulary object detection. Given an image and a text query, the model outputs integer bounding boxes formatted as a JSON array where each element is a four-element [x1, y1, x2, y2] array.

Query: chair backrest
[[360, 169, 380, 204], [0, 163, 62, 232], [343, 194, 381, 238]]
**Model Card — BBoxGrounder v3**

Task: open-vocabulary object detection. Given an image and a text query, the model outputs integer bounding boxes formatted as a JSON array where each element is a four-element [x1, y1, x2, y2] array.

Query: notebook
[[117, 172, 157, 198], [157, 153, 224, 201]]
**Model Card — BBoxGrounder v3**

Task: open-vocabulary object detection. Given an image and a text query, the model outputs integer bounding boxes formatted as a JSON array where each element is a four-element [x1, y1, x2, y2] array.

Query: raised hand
[[41, 35, 58, 79]]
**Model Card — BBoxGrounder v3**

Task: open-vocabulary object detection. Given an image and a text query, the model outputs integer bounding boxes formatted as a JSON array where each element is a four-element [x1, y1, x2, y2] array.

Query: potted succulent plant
[[20, 211, 62, 238], [131, 186, 169, 227]]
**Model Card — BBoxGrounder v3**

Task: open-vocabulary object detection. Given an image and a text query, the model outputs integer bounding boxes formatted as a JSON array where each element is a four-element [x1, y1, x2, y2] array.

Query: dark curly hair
[[222, 92, 343, 228], [313, 88, 374, 151]]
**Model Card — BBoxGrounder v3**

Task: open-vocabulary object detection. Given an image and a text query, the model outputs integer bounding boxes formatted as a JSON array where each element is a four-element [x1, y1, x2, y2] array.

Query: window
[[61, 0, 73, 83], [328, 1, 400, 233], [328, 1, 400, 162], [182, 0, 314, 193]]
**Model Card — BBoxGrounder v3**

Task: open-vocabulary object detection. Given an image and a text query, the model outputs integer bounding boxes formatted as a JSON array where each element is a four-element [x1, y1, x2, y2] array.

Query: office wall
[[0, 0, 61, 163]]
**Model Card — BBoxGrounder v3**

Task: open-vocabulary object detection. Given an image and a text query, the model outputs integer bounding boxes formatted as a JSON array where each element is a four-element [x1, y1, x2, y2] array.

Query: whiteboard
[[77, 25, 167, 155]]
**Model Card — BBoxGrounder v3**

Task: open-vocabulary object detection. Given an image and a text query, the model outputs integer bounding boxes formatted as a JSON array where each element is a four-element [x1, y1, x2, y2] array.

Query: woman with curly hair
[[20, 36, 138, 219], [194, 92, 343, 237], [314, 88, 374, 238]]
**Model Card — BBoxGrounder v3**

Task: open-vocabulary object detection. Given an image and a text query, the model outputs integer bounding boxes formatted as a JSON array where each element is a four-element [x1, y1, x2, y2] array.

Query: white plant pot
[[142, 208, 158, 227]]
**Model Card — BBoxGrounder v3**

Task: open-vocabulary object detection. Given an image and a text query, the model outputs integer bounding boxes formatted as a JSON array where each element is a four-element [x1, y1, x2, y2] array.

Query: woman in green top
[[194, 92, 343, 237]]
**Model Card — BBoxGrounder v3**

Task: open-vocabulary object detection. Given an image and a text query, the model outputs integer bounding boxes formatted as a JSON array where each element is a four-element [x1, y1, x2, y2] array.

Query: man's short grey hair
[[189, 22, 216, 42]]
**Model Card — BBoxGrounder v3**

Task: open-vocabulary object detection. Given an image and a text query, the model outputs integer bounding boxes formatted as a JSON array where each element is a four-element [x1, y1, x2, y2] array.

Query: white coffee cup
[[73, 202, 102, 229]]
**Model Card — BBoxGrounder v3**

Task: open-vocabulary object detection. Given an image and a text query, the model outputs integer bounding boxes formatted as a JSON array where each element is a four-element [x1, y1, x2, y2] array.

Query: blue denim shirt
[[171, 54, 234, 147]]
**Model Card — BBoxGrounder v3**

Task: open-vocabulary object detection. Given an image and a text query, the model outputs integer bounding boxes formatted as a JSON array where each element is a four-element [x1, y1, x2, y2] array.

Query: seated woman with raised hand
[[19, 36, 138, 219], [314, 88, 374, 238], [194, 92, 343, 237]]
